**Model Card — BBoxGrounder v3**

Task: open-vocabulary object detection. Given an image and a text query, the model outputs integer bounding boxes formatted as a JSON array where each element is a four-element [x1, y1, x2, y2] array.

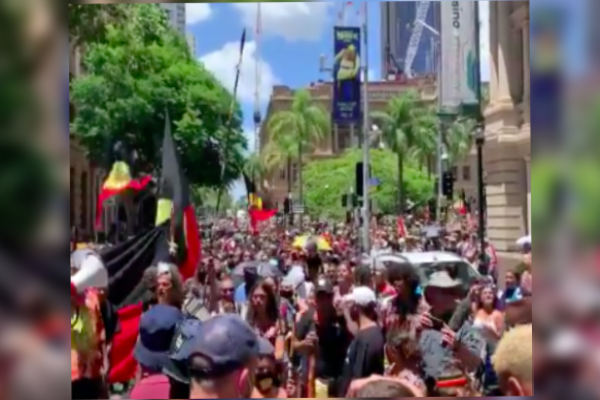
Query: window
[[462, 166, 471, 181], [81, 172, 88, 230]]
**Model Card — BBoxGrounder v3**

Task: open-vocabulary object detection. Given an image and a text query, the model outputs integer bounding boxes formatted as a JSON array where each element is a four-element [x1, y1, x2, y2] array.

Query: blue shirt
[[234, 283, 246, 303]]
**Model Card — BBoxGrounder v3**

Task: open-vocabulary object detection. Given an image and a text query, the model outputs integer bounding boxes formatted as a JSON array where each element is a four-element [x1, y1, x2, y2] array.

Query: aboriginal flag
[[243, 172, 276, 233], [154, 113, 201, 280], [95, 141, 152, 228]]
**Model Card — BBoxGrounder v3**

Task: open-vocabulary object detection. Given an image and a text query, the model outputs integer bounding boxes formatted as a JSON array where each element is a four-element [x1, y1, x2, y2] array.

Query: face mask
[[255, 370, 277, 391]]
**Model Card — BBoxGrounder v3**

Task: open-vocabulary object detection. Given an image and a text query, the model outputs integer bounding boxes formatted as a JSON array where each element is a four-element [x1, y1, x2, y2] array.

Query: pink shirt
[[130, 374, 171, 399]]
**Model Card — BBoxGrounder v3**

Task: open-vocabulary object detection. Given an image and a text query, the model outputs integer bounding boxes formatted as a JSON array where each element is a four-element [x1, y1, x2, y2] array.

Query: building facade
[[69, 43, 113, 237], [260, 78, 437, 206], [186, 33, 197, 57], [160, 3, 186, 36], [380, 1, 441, 78], [484, 1, 530, 252]]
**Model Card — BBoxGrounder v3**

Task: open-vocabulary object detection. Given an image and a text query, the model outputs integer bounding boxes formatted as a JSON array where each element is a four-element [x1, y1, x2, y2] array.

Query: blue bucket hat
[[172, 314, 258, 381], [134, 305, 183, 372], [162, 317, 204, 383]]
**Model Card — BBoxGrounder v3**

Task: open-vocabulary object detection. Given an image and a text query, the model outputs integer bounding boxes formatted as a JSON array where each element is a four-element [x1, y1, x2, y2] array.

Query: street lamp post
[[474, 124, 487, 275]]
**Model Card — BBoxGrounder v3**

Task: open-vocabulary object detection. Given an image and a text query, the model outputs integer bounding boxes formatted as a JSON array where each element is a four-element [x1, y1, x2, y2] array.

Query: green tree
[[70, 4, 246, 187], [260, 132, 298, 195], [267, 89, 330, 206], [371, 90, 433, 213], [302, 149, 433, 218], [68, 4, 130, 46], [192, 186, 234, 214], [445, 118, 476, 167]]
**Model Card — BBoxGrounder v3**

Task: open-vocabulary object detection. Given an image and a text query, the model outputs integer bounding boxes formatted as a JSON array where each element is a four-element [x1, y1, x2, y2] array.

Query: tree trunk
[[298, 144, 303, 229], [426, 155, 433, 179], [397, 152, 404, 215], [286, 157, 292, 195]]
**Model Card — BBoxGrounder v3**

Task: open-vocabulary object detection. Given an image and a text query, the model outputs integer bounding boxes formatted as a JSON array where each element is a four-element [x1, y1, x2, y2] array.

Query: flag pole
[[214, 29, 247, 218]]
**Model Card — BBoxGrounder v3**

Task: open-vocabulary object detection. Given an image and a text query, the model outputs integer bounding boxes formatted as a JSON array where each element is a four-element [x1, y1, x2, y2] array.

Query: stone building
[[260, 77, 437, 206], [69, 44, 113, 237], [484, 1, 531, 252]]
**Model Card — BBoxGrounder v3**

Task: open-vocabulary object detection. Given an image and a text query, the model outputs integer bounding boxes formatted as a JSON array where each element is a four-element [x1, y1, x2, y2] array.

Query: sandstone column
[[496, 1, 513, 103], [488, 1, 499, 102]]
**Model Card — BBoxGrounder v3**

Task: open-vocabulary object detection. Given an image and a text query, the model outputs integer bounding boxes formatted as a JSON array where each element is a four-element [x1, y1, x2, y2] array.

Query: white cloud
[[479, 1, 490, 82], [199, 41, 279, 105], [186, 4, 212, 25], [231, 3, 334, 42]]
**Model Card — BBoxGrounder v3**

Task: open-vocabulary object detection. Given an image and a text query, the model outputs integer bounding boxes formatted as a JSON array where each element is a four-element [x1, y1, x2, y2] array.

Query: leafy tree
[[68, 4, 130, 46], [302, 149, 434, 219], [445, 118, 476, 167], [192, 186, 234, 214], [371, 90, 434, 213], [260, 132, 297, 195], [70, 4, 246, 187], [267, 89, 330, 205]]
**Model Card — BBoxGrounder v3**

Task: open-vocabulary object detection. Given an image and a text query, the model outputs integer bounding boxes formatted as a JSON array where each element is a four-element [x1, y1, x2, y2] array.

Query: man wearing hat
[[338, 287, 385, 397], [166, 314, 259, 399], [129, 305, 183, 399], [419, 271, 485, 394]]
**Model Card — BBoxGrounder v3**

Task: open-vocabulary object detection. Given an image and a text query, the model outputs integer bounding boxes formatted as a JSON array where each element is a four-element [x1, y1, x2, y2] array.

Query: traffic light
[[355, 162, 372, 197], [442, 171, 454, 199], [341, 194, 348, 208], [283, 198, 291, 214]]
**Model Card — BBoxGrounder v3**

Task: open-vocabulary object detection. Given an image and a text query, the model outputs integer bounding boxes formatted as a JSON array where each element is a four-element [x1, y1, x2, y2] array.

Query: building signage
[[332, 26, 362, 123], [440, 1, 480, 109]]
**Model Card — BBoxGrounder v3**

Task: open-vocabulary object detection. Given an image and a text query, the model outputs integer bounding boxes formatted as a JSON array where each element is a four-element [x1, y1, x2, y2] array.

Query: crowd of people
[[69, 213, 535, 399]]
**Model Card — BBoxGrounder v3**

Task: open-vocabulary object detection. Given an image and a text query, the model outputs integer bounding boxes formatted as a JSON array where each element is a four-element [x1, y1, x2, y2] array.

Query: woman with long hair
[[382, 262, 428, 333], [152, 263, 185, 309], [384, 330, 427, 395], [472, 286, 504, 343], [246, 279, 285, 361]]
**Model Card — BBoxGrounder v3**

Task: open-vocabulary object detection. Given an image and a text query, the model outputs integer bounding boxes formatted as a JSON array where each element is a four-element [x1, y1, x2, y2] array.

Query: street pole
[[473, 1, 487, 275], [361, 4, 370, 253]]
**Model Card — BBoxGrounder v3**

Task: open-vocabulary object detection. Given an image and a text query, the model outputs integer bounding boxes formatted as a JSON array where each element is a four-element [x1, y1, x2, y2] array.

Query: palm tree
[[371, 90, 431, 213], [260, 135, 297, 196], [408, 106, 437, 179], [445, 118, 476, 168], [267, 89, 330, 207]]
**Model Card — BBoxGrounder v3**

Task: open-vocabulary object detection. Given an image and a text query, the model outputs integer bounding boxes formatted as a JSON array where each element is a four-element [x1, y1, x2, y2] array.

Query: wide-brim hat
[[426, 271, 462, 290]]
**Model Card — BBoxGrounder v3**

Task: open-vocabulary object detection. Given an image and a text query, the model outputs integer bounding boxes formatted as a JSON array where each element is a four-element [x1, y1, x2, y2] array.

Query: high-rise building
[[186, 33, 197, 57], [160, 3, 186, 36], [380, 1, 441, 79]]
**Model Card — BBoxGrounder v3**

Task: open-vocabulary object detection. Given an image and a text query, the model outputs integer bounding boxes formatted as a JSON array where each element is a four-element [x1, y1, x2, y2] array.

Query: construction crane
[[403, 0, 431, 79], [253, 3, 262, 154]]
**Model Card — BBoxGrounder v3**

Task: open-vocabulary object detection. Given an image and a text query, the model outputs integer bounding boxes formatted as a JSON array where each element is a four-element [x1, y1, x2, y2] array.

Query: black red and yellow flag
[[155, 113, 201, 280], [243, 172, 275, 234], [95, 141, 151, 228]]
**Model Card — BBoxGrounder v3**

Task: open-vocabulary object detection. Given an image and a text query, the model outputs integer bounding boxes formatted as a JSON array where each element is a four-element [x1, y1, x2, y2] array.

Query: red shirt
[[130, 374, 171, 399], [377, 282, 397, 298]]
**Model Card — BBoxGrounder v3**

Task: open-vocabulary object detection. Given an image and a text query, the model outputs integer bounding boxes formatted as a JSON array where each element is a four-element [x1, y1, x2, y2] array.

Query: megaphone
[[71, 253, 108, 295]]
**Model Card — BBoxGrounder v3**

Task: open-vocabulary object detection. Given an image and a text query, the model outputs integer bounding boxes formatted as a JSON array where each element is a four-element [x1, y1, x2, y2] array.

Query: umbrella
[[293, 235, 332, 251], [231, 260, 283, 287]]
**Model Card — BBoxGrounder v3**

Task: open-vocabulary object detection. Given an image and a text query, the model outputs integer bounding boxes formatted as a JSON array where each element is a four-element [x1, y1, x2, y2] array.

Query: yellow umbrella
[[293, 235, 332, 251]]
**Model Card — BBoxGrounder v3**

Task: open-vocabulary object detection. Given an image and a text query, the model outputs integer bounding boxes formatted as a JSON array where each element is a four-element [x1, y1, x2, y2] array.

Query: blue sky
[[185, 1, 492, 200]]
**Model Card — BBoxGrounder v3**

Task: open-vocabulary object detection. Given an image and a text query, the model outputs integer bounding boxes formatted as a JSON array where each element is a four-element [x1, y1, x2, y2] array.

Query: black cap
[[315, 277, 334, 294]]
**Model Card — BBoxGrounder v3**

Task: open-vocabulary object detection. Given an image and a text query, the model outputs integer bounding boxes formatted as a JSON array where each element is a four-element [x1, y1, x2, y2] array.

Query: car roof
[[374, 251, 468, 266]]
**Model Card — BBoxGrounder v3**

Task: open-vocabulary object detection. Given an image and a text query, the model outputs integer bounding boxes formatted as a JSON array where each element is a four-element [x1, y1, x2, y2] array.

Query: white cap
[[516, 235, 531, 247], [345, 286, 377, 306]]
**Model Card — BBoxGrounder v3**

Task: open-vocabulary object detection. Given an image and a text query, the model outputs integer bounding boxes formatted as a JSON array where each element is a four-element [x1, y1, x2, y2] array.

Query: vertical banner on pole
[[332, 26, 362, 123], [439, 1, 479, 113]]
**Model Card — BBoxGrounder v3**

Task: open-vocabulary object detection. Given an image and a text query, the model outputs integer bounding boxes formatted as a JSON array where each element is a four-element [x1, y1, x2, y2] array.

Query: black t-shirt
[[295, 309, 351, 379], [338, 325, 385, 397]]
